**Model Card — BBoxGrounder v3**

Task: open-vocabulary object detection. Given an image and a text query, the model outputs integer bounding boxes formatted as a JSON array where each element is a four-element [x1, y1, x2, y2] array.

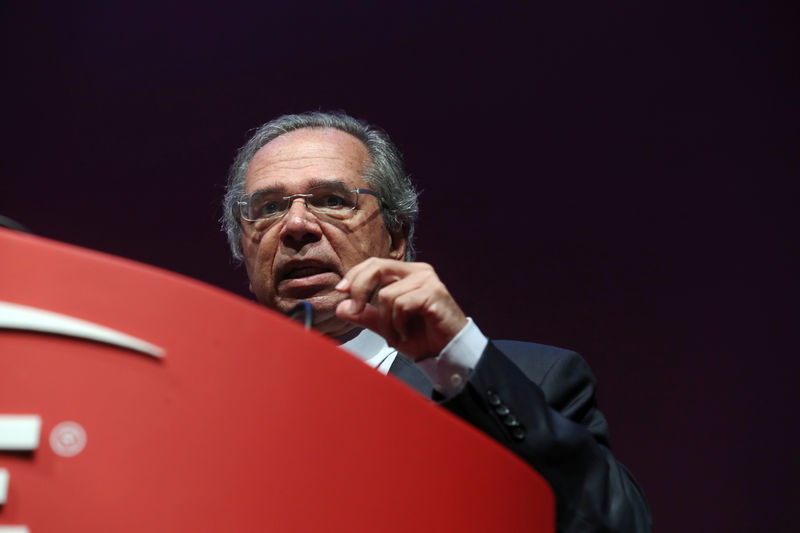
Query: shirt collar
[[338, 327, 397, 374]]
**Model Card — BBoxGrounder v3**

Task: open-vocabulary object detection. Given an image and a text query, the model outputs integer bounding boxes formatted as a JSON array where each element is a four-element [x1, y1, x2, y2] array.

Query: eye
[[248, 192, 285, 219], [321, 194, 346, 209], [258, 201, 281, 215], [309, 187, 354, 210]]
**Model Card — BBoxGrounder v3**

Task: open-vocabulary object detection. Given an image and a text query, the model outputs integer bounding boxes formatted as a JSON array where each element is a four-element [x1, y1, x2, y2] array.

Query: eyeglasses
[[236, 183, 381, 228]]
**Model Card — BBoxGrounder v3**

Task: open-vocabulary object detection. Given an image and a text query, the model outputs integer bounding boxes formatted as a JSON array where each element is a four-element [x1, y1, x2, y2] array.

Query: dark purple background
[[2, 1, 798, 530]]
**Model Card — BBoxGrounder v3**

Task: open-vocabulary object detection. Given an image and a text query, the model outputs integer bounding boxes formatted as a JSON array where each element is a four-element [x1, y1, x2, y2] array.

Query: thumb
[[336, 299, 382, 332]]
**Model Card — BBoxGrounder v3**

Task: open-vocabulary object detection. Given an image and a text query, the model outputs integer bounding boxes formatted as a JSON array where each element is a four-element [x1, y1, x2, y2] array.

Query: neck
[[334, 327, 364, 344]]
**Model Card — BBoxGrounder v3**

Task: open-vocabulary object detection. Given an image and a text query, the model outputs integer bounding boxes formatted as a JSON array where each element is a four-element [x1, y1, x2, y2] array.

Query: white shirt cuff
[[416, 317, 488, 397]]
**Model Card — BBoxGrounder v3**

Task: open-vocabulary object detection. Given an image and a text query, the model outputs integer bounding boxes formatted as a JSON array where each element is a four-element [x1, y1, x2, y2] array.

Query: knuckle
[[377, 289, 393, 305], [431, 283, 449, 299], [395, 295, 412, 312]]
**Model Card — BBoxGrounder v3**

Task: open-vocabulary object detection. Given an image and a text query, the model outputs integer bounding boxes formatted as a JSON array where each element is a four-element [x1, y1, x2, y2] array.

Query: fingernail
[[335, 278, 348, 290], [341, 299, 356, 315]]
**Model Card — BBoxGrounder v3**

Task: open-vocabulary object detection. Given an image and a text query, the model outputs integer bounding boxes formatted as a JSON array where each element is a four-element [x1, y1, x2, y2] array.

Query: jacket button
[[511, 427, 525, 441], [494, 405, 510, 416], [487, 391, 502, 407]]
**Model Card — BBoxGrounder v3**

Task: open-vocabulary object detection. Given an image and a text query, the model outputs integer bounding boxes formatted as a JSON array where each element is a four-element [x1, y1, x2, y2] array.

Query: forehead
[[244, 128, 370, 193]]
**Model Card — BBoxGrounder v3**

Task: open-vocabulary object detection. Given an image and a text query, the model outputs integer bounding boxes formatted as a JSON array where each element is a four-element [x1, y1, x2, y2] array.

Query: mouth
[[277, 260, 341, 295], [283, 265, 333, 279]]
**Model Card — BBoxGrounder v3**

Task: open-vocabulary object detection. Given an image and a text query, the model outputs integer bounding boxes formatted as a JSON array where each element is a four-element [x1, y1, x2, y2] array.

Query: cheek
[[352, 223, 392, 258], [242, 235, 276, 281]]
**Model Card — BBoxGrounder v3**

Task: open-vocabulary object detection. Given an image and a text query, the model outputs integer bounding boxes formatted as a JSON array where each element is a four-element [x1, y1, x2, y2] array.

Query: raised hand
[[334, 258, 468, 361]]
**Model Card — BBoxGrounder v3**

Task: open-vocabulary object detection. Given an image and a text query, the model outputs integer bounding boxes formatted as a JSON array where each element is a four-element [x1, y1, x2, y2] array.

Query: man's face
[[240, 127, 406, 336]]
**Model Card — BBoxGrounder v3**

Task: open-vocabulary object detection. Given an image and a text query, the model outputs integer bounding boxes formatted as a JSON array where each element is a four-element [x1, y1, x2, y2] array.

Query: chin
[[305, 294, 343, 317], [273, 291, 342, 316], [265, 293, 354, 337]]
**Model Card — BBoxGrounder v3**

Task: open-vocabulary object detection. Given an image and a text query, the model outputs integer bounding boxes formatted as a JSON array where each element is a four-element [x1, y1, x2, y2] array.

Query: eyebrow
[[248, 178, 349, 197]]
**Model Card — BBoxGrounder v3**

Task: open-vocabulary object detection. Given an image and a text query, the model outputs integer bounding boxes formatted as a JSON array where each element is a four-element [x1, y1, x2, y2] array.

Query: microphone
[[284, 301, 313, 330]]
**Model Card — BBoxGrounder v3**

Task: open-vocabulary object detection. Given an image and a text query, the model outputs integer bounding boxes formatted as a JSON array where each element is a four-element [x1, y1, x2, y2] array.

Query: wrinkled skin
[[241, 127, 466, 358]]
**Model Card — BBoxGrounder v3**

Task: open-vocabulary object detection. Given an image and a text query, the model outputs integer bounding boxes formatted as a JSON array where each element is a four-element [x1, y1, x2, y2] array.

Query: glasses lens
[[245, 190, 285, 221], [307, 185, 357, 218]]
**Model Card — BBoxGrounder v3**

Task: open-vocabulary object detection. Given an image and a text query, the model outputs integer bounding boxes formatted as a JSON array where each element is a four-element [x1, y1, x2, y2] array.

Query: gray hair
[[222, 111, 419, 261]]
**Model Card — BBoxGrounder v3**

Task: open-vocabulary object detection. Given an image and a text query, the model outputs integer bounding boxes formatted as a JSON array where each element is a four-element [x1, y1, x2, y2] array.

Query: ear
[[387, 226, 408, 261]]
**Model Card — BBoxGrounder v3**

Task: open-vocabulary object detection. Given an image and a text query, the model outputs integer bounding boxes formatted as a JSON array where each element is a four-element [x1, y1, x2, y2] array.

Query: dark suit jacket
[[389, 340, 652, 533]]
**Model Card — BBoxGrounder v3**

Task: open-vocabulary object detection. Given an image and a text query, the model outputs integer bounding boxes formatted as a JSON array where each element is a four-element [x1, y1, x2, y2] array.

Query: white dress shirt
[[338, 318, 489, 397]]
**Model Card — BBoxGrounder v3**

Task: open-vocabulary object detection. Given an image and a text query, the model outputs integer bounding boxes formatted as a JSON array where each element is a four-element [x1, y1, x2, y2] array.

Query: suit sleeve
[[439, 341, 652, 532]]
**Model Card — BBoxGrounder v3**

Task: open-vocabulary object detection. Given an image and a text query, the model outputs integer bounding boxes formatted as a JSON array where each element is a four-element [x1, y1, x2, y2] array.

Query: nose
[[278, 196, 322, 249]]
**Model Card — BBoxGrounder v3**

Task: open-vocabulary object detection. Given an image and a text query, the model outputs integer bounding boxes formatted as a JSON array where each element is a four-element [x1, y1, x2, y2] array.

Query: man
[[222, 111, 652, 532]]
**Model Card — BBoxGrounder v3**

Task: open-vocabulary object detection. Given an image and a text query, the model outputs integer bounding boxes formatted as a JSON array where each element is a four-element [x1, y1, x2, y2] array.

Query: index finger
[[335, 258, 414, 311], [335, 257, 409, 291]]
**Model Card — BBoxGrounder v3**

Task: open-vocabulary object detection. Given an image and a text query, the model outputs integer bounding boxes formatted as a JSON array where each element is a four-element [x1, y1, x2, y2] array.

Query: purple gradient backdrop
[[2, 2, 798, 530]]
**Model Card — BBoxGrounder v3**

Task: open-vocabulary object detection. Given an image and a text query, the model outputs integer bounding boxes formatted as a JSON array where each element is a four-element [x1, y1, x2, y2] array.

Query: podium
[[0, 228, 553, 532]]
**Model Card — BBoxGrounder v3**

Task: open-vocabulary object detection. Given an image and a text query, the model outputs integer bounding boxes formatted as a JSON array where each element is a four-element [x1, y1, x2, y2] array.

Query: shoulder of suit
[[489, 339, 583, 381], [491, 339, 578, 360]]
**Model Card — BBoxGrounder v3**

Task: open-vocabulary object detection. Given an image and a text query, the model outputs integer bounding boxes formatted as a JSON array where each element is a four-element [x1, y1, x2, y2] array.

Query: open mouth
[[277, 261, 341, 293], [283, 266, 333, 280]]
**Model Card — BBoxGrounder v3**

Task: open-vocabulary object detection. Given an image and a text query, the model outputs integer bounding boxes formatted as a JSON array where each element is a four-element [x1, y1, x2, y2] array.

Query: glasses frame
[[236, 187, 381, 226]]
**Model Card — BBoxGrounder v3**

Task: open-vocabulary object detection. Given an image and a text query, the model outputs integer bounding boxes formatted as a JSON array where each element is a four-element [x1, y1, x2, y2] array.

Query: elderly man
[[222, 111, 652, 532]]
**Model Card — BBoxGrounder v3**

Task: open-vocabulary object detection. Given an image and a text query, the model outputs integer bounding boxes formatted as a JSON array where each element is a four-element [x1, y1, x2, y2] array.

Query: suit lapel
[[388, 354, 434, 398]]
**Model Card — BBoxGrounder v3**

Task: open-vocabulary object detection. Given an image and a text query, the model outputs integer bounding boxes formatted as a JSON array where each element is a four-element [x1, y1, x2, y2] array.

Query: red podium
[[0, 228, 553, 532]]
